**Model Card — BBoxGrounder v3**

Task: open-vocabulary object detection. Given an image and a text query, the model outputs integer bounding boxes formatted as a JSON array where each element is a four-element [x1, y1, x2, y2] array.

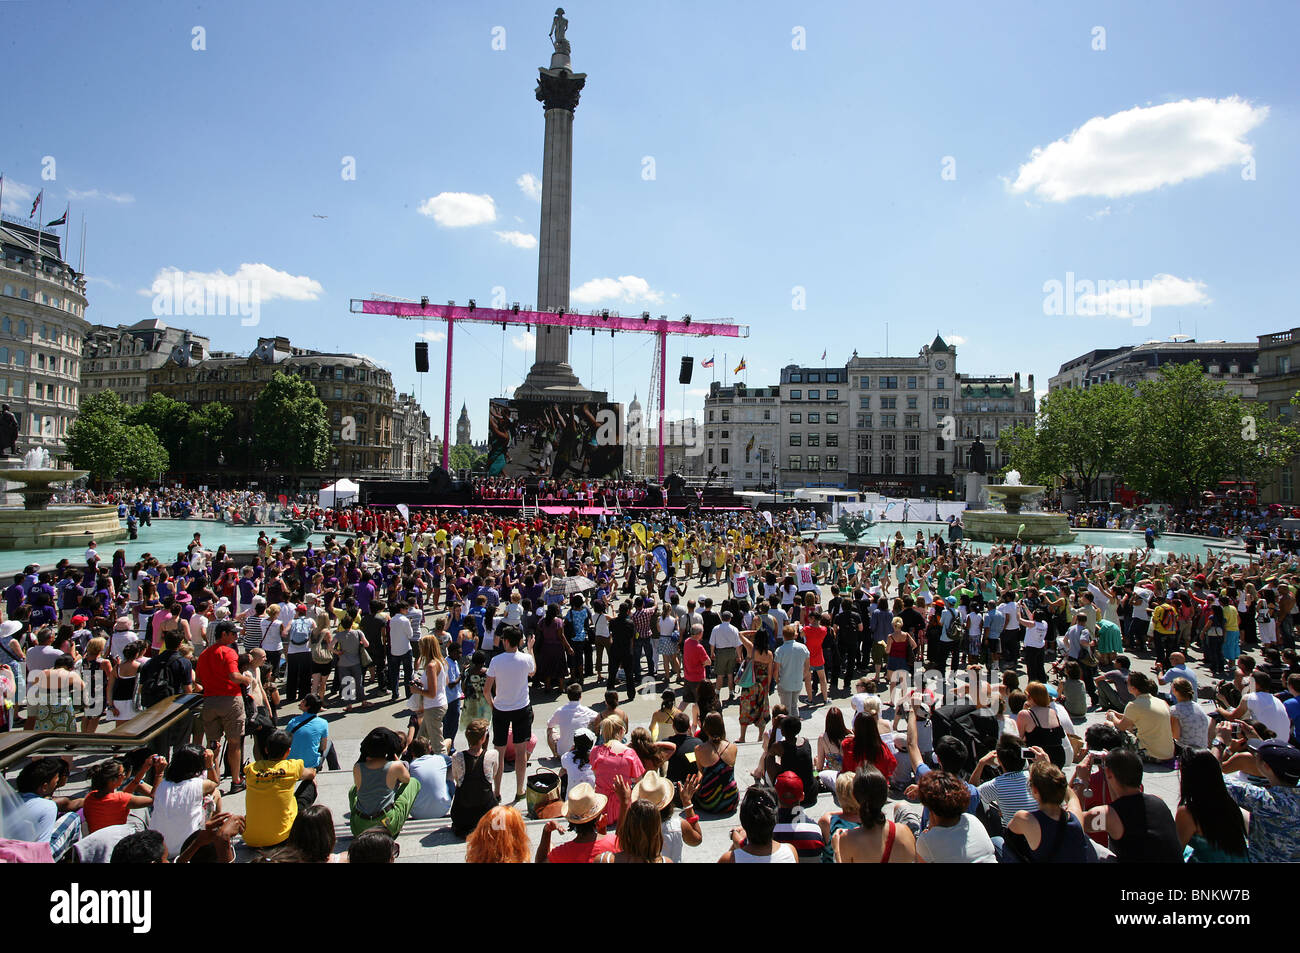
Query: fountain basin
[[962, 510, 1077, 545], [0, 504, 127, 549]]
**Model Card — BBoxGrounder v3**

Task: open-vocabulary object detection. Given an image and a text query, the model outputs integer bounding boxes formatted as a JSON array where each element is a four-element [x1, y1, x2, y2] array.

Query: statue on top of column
[[550, 8, 570, 54]]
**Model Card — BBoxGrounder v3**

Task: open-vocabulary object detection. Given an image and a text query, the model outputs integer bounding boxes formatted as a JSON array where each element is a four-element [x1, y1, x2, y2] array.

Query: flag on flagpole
[[45, 204, 68, 228], [746, 434, 755, 454], [734, 357, 746, 374], [700, 355, 714, 368], [821, 349, 827, 361], [29, 190, 42, 219]]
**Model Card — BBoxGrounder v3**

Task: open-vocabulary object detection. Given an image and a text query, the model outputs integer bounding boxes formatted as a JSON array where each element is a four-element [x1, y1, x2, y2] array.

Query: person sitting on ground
[[1108, 672, 1176, 763], [9, 757, 81, 861], [244, 728, 317, 850], [1095, 655, 1134, 713], [449, 718, 499, 837], [833, 766, 918, 863], [718, 785, 797, 863], [1169, 677, 1210, 751], [466, 805, 531, 863], [761, 714, 818, 808], [82, 753, 165, 833], [1211, 723, 1300, 863], [1216, 670, 1292, 743], [406, 737, 454, 821], [348, 827, 399, 863], [1174, 748, 1249, 863], [535, 782, 618, 863], [349, 726, 420, 838], [1003, 759, 1095, 863], [915, 770, 998, 863], [1081, 748, 1183, 863]]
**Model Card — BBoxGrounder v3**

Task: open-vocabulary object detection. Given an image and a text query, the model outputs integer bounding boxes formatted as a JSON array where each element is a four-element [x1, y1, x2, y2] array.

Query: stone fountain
[[962, 470, 1076, 545], [0, 448, 126, 550]]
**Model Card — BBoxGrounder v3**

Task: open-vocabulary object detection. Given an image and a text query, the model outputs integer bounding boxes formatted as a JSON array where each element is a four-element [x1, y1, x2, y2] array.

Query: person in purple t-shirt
[[353, 572, 377, 614]]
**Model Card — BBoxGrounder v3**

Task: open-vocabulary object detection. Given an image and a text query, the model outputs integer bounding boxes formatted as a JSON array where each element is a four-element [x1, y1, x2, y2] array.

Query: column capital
[[536, 68, 586, 112]]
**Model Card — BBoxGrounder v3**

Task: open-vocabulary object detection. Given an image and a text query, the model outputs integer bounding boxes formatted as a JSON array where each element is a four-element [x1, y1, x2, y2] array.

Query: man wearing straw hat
[[534, 782, 618, 863]]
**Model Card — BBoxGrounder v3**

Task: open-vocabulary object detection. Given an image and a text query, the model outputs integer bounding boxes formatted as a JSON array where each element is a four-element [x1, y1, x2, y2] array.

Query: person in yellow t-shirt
[[243, 730, 316, 848]]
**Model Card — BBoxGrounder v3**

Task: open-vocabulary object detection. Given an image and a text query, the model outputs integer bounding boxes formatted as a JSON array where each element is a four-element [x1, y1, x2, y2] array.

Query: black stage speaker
[[679, 356, 693, 384], [415, 341, 430, 373]]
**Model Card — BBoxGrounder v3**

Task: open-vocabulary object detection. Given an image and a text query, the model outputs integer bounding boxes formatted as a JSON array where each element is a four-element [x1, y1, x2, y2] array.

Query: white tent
[[318, 479, 360, 508]]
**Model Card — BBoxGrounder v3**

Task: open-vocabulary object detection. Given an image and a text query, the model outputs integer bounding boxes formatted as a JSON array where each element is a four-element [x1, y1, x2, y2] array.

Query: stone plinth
[[962, 510, 1077, 545], [965, 473, 987, 510]]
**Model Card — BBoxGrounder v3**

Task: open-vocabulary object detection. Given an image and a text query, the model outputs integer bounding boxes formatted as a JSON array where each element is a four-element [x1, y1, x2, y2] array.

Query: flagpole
[[79, 214, 86, 274], [64, 205, 71, 267], [34, 192, 42, 274]]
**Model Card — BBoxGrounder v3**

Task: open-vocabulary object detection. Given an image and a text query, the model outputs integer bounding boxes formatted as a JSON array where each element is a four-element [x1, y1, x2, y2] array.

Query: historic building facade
[[148, 335, 397, 484], [83, 319, 209, 407], [0, 219, 90, 457]]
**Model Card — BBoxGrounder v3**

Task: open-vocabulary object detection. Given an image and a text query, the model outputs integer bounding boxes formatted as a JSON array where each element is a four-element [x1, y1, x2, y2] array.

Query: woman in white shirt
[[719, 787, 797, 863], [149, 745, 220, 859]]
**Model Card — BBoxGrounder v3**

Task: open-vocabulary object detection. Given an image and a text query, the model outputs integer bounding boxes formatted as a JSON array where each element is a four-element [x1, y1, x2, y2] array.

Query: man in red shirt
[[682, 623, 710, 708], [197, 619, 253, 793], [802, 615, 830, 706]]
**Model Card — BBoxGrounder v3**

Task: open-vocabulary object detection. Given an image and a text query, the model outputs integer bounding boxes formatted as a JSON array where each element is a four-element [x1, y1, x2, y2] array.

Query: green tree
[[117, 423, 171, 482], [251, 371, 330, 471], [999, 383, 1136, 496], [128, 393, 194, 461], [76, 390, 130, 425], [448, 443, 484, 472], [66, 415, 169, 484], [1123, 363, 1300, 505], [187, 400, 234, 469]]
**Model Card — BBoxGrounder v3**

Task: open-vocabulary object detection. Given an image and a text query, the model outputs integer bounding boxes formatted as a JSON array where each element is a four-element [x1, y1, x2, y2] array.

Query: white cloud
[[66, 188, 134, 204], [417, 330, 446, 343], [85, 276, 120, 290], [0, 179, 36, 215], [571, 275, 665, 305], [685, 388, 710, 397], [511, 330, 536, 351], [356, 353, 390, 368], [1010, 97, 1268, 201], [494, 230, 538, 249], [516, 173, 541, 202], [417, 192, 497, 227], [1076, 273, 1210, 317], [1087, 206, 1112, 221], [948, 335, 967, 346], [137, 263, 323, 301]]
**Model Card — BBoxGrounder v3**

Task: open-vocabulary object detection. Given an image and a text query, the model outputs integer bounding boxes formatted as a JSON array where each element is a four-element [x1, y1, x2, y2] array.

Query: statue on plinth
[[969, 436, 988, 475], [0, 405, 17, 458], [549, 8, 570, 54]]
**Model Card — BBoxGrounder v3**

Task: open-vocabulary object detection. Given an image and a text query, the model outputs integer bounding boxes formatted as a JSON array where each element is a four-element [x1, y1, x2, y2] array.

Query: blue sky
[[3, 0, 1296, 443]]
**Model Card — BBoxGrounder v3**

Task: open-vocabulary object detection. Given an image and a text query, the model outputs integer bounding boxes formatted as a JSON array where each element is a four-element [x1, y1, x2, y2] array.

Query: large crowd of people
[[1, 492, 1298, 864]]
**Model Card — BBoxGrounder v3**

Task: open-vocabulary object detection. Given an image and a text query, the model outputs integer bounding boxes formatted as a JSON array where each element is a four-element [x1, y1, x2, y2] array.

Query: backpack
[[138, 652, 189, 708], [288, 616, 314, 646]]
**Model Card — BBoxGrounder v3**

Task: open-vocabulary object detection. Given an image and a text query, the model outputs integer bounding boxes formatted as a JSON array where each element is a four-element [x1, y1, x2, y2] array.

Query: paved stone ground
[[48, 574, 1200, 863]]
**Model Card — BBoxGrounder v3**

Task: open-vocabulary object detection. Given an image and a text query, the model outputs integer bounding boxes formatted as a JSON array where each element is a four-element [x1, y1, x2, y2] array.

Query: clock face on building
[[935, 359, 946, 370]]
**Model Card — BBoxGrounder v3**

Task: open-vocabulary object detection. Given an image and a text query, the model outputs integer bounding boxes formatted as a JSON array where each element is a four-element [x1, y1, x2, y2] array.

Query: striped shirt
[[979, 770, 1037, 818]]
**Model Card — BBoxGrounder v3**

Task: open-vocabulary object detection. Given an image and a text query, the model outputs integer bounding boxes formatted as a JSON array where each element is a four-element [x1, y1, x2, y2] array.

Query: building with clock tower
[[844, 333, 956, 497]]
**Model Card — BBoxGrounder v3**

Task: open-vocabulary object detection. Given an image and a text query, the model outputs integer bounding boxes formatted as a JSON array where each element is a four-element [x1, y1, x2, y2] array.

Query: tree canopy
[[999, 362, 1300, 504]]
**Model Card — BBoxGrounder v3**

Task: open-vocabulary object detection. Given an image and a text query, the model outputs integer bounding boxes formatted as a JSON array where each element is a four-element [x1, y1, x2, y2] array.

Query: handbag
[[737, 658, 755, 689], [358, 640, 373, 669]]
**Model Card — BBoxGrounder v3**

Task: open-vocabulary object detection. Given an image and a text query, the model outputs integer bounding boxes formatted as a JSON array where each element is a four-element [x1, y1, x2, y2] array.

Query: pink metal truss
[[351, 298, 749, 478]]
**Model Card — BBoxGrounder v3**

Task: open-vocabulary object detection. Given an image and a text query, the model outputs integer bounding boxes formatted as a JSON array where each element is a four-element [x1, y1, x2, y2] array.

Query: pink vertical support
[[657, 330, 666, 481], [441, 318, 454, 470]]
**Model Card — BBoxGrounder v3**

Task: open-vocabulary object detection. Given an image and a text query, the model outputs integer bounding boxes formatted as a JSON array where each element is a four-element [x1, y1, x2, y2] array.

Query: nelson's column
[[516, 8, 605, 402]]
